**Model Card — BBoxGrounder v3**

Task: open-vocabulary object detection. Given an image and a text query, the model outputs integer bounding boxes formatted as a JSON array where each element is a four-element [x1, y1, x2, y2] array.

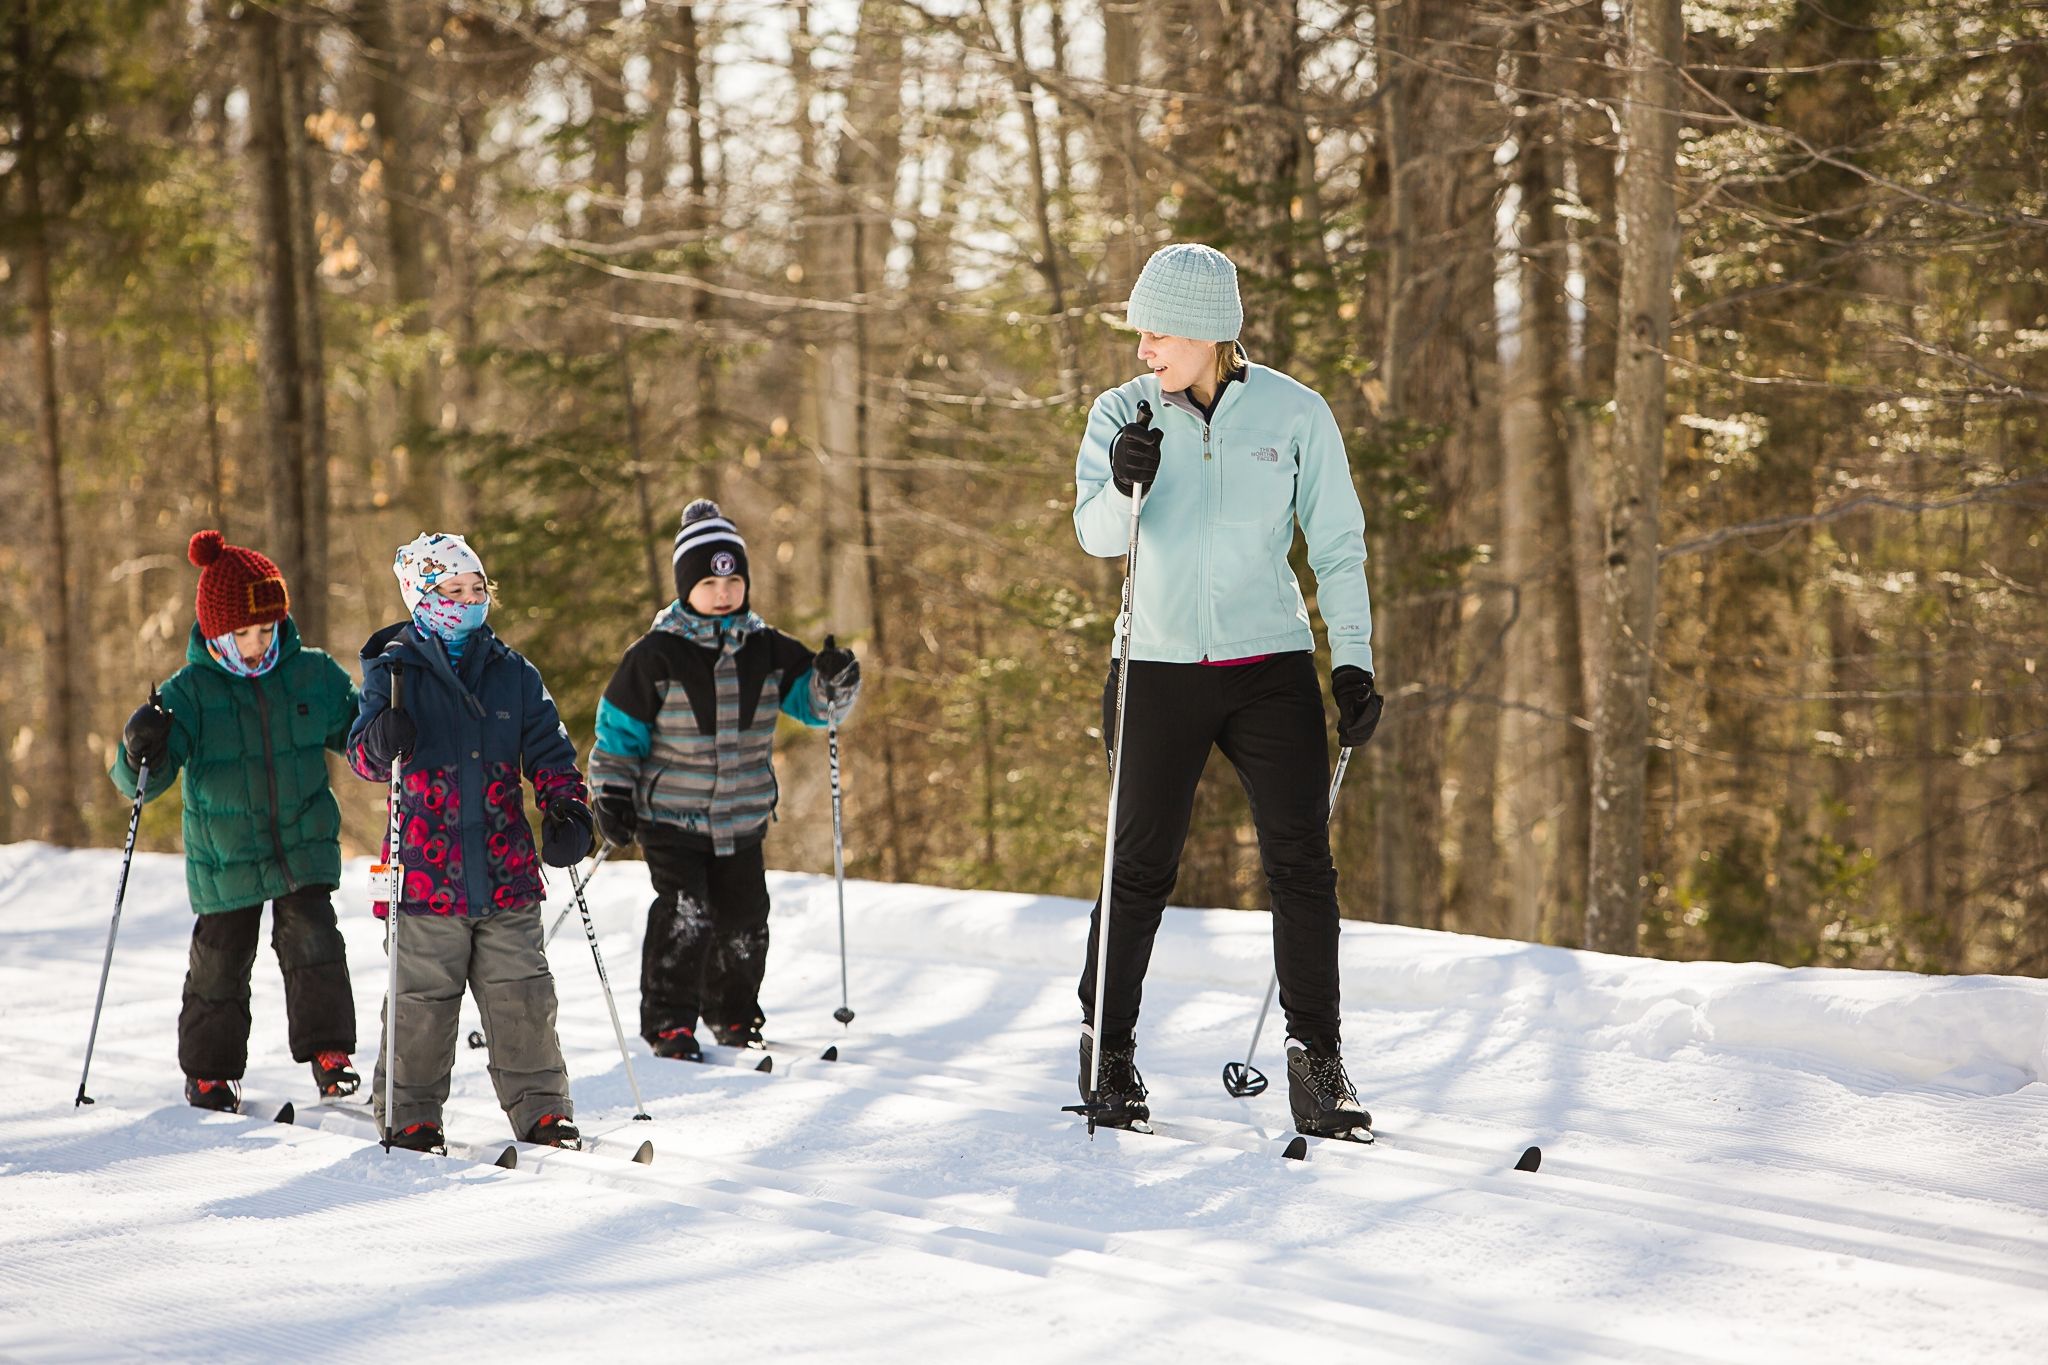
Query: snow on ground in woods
[[3, 841, 2047, 1363]]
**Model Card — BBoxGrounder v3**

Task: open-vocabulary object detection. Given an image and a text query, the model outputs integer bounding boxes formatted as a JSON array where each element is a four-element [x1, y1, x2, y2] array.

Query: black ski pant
[[638, 828, 773, 1043], [178, 885, 356, 1080], [1078, 653, 1343, 1053]]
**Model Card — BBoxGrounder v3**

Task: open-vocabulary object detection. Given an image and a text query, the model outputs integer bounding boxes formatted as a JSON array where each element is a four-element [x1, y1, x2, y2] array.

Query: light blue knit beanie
[[1125, 243, 1243, 342]]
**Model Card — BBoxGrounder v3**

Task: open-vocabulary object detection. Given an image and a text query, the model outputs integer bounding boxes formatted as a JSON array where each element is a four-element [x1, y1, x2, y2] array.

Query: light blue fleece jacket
[[1072, 363, 1374, 673]]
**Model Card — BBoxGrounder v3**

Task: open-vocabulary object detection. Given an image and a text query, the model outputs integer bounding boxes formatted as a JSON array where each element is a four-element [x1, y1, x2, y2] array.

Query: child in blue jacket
[[588, 500, 859, 1060], [348, 532, 595, 1153]]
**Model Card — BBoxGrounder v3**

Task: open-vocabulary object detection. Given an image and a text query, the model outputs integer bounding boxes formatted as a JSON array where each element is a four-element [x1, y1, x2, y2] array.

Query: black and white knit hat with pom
[[672, 498, 750, 607]]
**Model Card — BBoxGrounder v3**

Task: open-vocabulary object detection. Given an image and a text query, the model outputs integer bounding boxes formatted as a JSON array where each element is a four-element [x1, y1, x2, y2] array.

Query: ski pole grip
[[389, 663, 404, 713], [1136, 399, 1152, 426]]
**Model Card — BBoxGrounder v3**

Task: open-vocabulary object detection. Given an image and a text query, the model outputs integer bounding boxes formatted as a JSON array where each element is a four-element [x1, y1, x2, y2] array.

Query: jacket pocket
[[1214, 429, 1296, 527], [1207, 523, 1299, 643]]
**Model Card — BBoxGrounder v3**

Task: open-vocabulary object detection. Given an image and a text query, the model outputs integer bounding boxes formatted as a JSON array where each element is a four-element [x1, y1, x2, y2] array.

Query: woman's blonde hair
[[1214, 341, 1248, 387]]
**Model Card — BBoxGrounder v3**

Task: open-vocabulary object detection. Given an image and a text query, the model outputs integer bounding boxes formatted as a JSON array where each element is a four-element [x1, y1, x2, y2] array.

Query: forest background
[[4, 0, 2044, 975]]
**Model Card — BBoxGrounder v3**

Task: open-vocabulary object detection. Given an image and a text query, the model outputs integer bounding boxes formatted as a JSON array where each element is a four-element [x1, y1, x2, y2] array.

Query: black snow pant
[[178, 885, 356, 1081], [638, 827, 774, 1043], [1078, 652, 1343, 1053]]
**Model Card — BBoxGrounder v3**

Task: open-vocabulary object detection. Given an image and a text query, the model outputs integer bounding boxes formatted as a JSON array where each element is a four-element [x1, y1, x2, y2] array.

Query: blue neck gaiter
[[413, 596, 489, 661], [210, 629, 281, 678]]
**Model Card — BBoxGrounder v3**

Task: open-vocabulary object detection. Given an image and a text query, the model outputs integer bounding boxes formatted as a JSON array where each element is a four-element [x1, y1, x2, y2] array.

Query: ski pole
[[379, 665, 406, 1150], [544, 842, 613, 949], [1065, 402, 1151, 1135], [568, 851, 653, 1121], [823, 634, 854, 1029], [1221, 744, 1354, 1100], [77, 710, 157, 1108]]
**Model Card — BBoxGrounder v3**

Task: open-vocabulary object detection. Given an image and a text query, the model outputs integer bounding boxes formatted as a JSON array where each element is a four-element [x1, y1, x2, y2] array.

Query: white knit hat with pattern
[[393, 532, 486, 613], [1125, 243, 1243, 342]]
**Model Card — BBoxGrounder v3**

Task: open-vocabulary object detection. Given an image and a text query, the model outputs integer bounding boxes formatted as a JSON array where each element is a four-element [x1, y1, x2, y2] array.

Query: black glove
[[814, 638, 860, 697], [541, 797, 595, 867], [123, 692, 172, 772], [359, 706, 417, 769], [594, 789, 638, 849], [1109, 400, 1162, 496], [1331, 666, 1384, 749]]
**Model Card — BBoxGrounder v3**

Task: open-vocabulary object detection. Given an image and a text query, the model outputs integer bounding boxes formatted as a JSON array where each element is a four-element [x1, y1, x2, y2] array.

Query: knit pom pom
[[680, 498, 723, 527], [188, 529, 226, 568]]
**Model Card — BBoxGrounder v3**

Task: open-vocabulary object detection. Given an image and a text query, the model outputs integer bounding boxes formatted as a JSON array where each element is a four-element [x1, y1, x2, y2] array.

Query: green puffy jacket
[[110, 618, 359, 915]]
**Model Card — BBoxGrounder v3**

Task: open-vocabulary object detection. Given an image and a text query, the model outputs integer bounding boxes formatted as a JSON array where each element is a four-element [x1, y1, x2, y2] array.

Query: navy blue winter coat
[[348, 621, 587, 918]]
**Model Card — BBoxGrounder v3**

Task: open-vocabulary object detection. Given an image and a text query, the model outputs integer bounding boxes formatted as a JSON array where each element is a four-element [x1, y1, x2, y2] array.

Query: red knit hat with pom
[[189, 530, 291, 638]]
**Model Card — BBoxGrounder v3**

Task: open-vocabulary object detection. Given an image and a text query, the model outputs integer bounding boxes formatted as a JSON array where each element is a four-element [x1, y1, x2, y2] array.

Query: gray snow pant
[[371, 905, 572, 1138]]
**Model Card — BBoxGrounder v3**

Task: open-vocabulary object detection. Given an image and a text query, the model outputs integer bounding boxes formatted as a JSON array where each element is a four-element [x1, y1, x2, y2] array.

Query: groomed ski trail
[[4, 842, 2046, 1363]]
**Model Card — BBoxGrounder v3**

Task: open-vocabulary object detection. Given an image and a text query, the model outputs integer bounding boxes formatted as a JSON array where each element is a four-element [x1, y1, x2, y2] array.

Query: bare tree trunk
[[353, 0, 440, 524], [1098, 0, 1147, 289], [1584, 0, 1683, 956], [1370, 0, 1501, 929], [851, 190, 907, 880], [788, 2, 830, 622], [1451, 424, 1505, 934], [199, 284, 228, 534], [11, 3, 86, 844], [1500, 18, 1590, 943], [1002, 0, 1082, 398], [445, 106, 483, 530], [1560, 7, 1621, 944], [678, 3, 717, 456], [807, 1, 909, 874], [244, 2, 310, 610], [613, 285, 667, 612], [1222, 0, 1299, 366], [285, 13, 330, 643]]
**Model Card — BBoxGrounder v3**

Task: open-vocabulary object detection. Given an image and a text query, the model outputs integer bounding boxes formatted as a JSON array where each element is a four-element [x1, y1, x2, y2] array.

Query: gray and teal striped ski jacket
[[590, 603, 857, 855]]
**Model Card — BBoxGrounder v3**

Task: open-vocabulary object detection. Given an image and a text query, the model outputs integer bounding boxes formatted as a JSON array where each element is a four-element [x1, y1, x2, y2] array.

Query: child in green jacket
[[112, 531, 362, 1112]]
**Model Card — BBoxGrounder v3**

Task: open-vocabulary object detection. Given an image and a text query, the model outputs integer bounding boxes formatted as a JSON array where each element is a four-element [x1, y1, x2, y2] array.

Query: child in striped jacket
[[589, 500, 860, 1061]]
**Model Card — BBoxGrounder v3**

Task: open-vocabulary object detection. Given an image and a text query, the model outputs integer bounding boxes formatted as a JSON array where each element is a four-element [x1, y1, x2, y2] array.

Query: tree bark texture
[[243, 3, 311, 626], [1500, 16, 1591, 943], [1584, 0, 1683, 956], [11, 1, 87, 844], [1370, 0, 1502, 929]]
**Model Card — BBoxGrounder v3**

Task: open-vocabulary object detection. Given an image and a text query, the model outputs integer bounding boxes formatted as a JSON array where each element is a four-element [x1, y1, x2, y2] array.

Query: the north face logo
[[1252, 446, 1280, 463]]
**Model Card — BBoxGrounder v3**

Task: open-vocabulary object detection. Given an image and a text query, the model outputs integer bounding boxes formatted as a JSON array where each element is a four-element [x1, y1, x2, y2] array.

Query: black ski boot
[[388, 1121, 446, 1154], [652, 1026, 703, 1061], [525, 1114, 582, 1150], [184, 1077, 241, 1113], [1075, 1032, 1150, 1130], [1286, 1044, 1372, 1139], [708, 1019, 765, 1050], [312, 1050, 360, 1098]]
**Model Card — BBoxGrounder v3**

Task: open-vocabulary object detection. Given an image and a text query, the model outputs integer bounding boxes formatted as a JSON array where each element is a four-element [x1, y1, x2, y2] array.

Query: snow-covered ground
[[3, 840, 2045, 1363]]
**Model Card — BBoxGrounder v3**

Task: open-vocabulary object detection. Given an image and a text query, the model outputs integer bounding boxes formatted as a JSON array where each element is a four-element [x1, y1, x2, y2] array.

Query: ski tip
[[820, 1045, 839, 1062], [631, 1140, 655, 1165], [274, 1101, 296, 1125], [494, 1145, 518, 1170], [754, 1056, 773, 1073], [1282, 1136, 1309, 1161], [467, 1030, 487, 1050], [1515, 1145, 1542, 1173]]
